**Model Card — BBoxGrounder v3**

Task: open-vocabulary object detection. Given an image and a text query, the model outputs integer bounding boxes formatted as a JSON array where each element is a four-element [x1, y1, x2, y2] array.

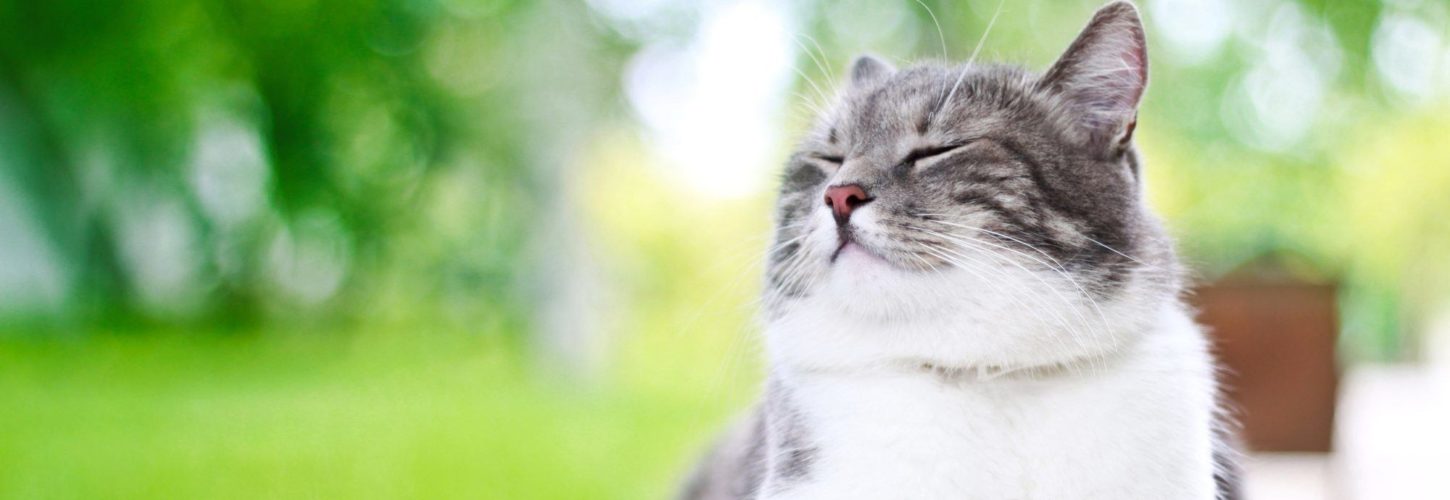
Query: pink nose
[[824, 184, 872, 225]]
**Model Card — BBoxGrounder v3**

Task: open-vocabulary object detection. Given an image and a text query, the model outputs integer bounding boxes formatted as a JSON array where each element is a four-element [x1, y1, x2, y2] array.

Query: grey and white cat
[[680, 2, 1238, 499]]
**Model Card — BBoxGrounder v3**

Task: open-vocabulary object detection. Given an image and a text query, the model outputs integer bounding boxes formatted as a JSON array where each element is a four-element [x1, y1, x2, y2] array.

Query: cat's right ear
[[848, 54, 895, 88], [1038, 1, 1148, 150]]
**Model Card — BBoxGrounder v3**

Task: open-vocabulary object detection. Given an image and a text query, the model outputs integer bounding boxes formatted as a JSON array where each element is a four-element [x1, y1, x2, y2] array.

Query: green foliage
[[0, 0, 575, 328]]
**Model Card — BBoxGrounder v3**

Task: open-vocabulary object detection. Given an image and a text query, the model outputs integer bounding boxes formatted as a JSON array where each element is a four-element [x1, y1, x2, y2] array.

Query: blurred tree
[[0, 0, 631, 331]]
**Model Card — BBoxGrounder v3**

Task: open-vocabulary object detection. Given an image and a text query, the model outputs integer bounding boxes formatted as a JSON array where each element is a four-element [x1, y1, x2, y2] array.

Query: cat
[[678, 2, 1239, 499]]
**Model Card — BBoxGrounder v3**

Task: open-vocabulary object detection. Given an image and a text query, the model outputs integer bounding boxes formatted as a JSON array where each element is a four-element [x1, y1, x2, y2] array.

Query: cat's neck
[[764, 294, 1185, 378]]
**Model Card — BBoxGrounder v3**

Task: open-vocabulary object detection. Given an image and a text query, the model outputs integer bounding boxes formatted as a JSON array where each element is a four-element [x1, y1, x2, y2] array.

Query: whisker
[[1082, 235, 1150, 266], [912, 0, 949, 63], [792, 66, 833, 108], [790, 91, 829, 119], [912, 217, 1155, 346], [937, 0, 1006, 115], [917, 213, 1165, 272], [917, 243, 1086, 365], [912, 225, 1108, 372], [798, 33, 837, 82], [792, 35, 835, 86]]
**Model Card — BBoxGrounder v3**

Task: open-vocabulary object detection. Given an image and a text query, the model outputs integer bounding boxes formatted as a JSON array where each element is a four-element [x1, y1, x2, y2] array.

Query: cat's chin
[[822, 245, 923, 302], [830, 241, 888, 266], [829, 236, 943, 276]]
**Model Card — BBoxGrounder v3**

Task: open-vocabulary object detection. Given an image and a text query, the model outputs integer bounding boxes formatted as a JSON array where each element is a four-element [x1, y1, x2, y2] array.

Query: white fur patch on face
[[767, 203, 1160, 373]]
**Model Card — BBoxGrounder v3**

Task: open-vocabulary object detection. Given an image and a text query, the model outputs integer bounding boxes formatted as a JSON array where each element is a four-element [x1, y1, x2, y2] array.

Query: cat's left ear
[[848, 54, 895, 89], [1038, 1, 1147, 150]]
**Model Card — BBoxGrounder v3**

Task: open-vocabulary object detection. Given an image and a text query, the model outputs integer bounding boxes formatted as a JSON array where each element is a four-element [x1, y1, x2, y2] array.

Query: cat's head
[[763, 2, 1181, 372]]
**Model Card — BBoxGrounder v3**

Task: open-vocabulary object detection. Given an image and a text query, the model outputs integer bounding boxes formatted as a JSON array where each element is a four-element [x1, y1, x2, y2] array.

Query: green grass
[[0, 330, 755, 499]]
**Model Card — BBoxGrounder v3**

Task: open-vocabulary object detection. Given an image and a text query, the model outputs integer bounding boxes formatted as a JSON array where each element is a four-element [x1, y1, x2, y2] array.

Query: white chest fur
[[760, 308, 1218, 500]]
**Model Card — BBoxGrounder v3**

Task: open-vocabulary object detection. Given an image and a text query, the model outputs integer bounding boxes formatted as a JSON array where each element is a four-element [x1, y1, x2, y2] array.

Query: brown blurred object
[[1194, 274, 1340, 452]]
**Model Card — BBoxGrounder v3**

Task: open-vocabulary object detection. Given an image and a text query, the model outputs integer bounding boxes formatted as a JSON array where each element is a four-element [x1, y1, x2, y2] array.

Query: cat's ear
[[1038, 1, 1148, 149], [848, 54, 895, 88]]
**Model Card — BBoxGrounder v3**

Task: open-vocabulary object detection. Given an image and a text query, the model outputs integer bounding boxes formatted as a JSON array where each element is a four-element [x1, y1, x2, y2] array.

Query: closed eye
[[809, 154, 844, 166], [904, 142, 971, 166]]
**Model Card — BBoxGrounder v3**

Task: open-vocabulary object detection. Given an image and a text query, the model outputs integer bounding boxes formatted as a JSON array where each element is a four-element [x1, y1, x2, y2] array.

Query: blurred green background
[[2, 0, 1449, 498]]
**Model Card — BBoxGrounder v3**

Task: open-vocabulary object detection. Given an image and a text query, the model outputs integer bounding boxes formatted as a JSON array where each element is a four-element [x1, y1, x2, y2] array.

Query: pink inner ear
[[1039, 3, 1149, 140]]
